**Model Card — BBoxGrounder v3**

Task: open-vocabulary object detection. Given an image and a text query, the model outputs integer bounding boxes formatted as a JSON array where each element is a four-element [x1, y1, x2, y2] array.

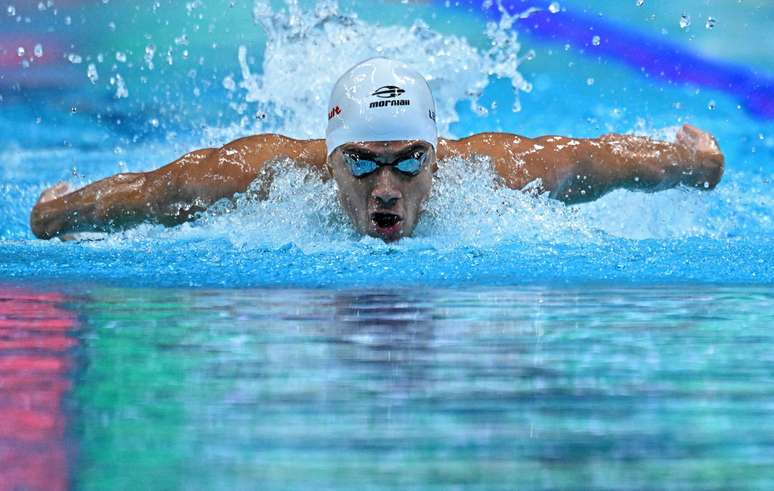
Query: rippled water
[[2, 284, 773, 490]]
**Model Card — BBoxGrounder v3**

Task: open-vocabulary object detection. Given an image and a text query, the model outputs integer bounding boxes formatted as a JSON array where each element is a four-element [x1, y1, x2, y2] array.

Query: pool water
[[1, 0, 773, 489], [3, 284, 774, 490]]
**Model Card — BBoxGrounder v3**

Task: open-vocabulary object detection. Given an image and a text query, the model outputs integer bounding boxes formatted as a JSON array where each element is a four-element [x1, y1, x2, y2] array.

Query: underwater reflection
[[0, 287, 78, 491], [44, 285, 774, 490]]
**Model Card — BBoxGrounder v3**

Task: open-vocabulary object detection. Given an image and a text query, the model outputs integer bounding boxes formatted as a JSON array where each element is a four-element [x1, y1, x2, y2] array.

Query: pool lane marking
[[446, 0, 774, 119], [0, 288, 77, 491]]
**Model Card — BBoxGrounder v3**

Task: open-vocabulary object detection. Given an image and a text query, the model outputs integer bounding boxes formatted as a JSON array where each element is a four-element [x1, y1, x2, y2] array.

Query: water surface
[[3, 284, 773, 490]]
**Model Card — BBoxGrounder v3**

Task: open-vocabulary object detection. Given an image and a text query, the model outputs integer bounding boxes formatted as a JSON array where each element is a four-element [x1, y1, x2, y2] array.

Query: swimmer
[[30, 57, 724, 242]]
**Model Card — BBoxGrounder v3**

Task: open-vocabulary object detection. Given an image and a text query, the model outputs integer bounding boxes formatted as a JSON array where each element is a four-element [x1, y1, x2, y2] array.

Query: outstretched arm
[[30, 134, 326, 239], [439, 124, 724, 204]]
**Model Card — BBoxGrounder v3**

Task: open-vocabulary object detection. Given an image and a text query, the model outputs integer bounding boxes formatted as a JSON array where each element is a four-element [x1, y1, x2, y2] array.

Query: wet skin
[[30, 125, 724, 241], [328, 141, 434, 241]]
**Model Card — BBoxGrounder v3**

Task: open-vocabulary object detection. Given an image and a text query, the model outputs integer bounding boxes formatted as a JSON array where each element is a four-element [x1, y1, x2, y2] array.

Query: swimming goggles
[[342, 151, 428, 178]]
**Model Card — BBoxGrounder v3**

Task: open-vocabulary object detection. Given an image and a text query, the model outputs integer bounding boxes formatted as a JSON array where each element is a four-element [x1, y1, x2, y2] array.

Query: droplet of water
[[16, 46, 25, 57], [87, 63, 99, 84], [149, 118, 160, 128], [592, 35, 601, 46], [114, 73, 129, 99], [705, 17, 716, 29], [108, 21, 116, 31], [115, 51, 127, 62], [222, 75, 236, 91], [144, 44, 156, 69], [7, 5, 16, 16], [33, 43, 43, 57], [586, 77, 595, 86], [525, 49, 535, 61], [64, 15, 71, 25], [707, 100, 716, 110], [548, 2, 560, 14], [636, 0, 645, 6], [679, 14, 690, 29], [67, 53, 82, 64], [70, 107, 77, 113]]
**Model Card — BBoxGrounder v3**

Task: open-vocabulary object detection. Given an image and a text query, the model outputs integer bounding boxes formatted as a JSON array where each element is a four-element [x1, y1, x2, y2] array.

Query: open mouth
[[371, 212, 402, 232]]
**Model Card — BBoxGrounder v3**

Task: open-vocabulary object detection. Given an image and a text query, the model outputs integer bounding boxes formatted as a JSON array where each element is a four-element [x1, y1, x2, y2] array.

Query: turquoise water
[[1, 1, 773, 489], [2, 284, 773, 490]]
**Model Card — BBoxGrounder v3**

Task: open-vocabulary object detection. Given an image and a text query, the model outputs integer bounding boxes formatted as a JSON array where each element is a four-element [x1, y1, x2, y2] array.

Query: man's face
[[327, 140, 435, 242]]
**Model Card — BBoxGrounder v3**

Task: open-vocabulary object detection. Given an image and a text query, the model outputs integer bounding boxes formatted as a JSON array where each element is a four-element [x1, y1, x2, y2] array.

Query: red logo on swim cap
[[328, 106, 341, 120]]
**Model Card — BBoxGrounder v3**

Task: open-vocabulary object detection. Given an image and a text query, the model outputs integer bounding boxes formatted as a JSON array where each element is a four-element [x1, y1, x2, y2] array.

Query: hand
[[676, 124, 724, 189], [31, 182, 73, 239], [36, 181, 73, 205]]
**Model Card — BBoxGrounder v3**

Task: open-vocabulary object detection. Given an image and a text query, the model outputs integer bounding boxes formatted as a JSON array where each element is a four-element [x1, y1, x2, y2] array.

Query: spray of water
[[208, 0, 532, 144]]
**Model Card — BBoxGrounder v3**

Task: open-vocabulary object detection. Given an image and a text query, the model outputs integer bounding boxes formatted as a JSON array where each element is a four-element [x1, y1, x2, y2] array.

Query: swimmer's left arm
[[544, 124, 724, 203], [444, 124, 724, 204]]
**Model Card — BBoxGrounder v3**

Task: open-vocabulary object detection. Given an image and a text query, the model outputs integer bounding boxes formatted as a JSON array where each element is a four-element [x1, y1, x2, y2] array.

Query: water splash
[[210, 0, 532, 142], [414, 156, 595, 248], [77, 153, 743, 254]]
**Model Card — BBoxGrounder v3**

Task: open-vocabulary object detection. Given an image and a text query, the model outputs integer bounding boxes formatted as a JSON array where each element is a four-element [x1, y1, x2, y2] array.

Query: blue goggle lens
[[345, 154, 426, 177]]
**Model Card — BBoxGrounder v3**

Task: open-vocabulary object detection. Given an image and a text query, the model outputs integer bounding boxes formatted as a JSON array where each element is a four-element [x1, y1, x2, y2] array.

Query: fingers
[[677, 125, 720, 153], [682, 123, 700, 134]]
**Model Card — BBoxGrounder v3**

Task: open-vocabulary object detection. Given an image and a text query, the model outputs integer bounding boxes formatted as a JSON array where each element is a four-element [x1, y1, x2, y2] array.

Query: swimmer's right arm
[[30, 134, 327, 239]]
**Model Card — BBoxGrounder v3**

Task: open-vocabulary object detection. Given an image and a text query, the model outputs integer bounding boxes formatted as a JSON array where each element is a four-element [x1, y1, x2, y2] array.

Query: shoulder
[[437, 132, 533, 160], [219, 134, 327, 171]]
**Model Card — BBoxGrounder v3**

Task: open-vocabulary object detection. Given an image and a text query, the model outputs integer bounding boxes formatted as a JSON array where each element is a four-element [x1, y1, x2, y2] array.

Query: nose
[[371, 168, 402, 209]]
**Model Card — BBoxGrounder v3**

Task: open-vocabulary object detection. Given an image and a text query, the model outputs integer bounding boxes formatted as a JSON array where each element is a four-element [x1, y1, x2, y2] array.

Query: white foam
[[205, 0, 532, 145], [86, 153, 741, 253]]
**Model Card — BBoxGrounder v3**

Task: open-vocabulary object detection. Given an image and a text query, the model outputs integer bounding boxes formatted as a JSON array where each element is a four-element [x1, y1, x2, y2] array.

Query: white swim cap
[[326, 57, 438, 156]]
